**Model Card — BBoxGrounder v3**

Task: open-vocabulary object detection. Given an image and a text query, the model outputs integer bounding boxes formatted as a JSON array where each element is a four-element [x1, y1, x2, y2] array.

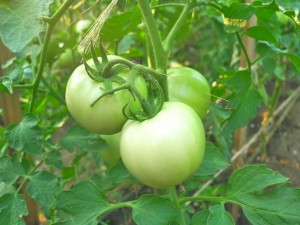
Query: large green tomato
[[65, 56, 147, 134], [100, 132, 121, 166], [167, 67, 211, 119], [120, 102, 205, 189]]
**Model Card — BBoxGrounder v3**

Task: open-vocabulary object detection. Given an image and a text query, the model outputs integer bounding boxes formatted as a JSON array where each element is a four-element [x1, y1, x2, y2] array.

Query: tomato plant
[[167, 66, 211, 119], [120, 101, 205, 188], [1, 0, 300, 225], [65, 55, 148, 134]]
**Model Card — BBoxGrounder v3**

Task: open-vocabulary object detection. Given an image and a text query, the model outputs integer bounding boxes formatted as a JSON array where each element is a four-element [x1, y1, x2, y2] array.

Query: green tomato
[[65, 56, 147, 134], [167, 67, 211, 119], [53, 48, 81, 70], [75, 19, 93, 34], [120, 101, 206, 189], [100, 132, 121, 166]]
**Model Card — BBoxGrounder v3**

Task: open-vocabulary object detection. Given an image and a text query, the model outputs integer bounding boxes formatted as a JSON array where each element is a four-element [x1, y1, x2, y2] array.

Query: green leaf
[[225, 165, 300, 224], [5, 114, 43, 155], [235, 185, 300, 225], [132, 194, 178, 225], [0, 182, 15, 197], [256, 41, 300, 72], [55, 180, 109, 225], [0, 77, 13, 93], [45, 150, 63, 169], [221, 88, 262, 135], [27, 171, 60, 215], [59, 126, 105, 153], [227, 164, 289, 195], [101, 9, 141, 42], [0, 155, 25, 184], [221, 3, 256, 33], [246, 26, 277, 44], [0, 0, 53, 52], [194, 142, 230, 177], [0, 193, 28, 225], [207, 204, 234, 225], [222, 3, 256, 20], [191, 210, 210, 225]]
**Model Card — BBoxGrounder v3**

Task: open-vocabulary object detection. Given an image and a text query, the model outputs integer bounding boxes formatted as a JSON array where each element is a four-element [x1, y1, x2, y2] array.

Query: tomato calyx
[[82, 43, 165, 121], [123, 72, 164, 121]]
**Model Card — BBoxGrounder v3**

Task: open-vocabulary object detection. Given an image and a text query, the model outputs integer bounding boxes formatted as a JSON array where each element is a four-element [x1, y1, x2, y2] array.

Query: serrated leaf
[[191, 210, 210, 225], [256, 41, 300, 71], [0, 193, 28, 225], [0, 0, 53, 52], [194, 142, 230, 177], [55, 180, 109, 225], [221, 88, 261, 135], [59, 126, 105, 153], [246, 26, 277, 44], [5, 114, 43, 155], [45, 150, 63, 169], [227, 164, 289, 195], [132, 194, 178, 225], [0, 155, 25, 184], [234, 185, 300, 225], [27, 171, 60, 215], [225, 165, 300, 224], [207, 204, 234, 225]]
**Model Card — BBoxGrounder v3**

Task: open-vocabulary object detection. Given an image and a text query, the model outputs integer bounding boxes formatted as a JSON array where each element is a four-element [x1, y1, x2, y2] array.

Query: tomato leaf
[[191, 210, 210, 225], [27, 171, 60, 216], [241, 185, 300, 225], [0, 0, 53, 52], [193, 142, 230, 177], [132, 194, 178, 225], [207, 204, 234, 225], [0, 77, 13, 94], [0, 155, 25, 184], [54, 180, 109, 225], [0, 193, 28, 225], [246, 26, 278, 44], [226, 165, 300, 225], [5, 114, 43, 155], [256, 41, 300, 72], [59, 126, 105, 153], [227, 164, 289, 195], [221, 88, 262, 136], [101, 9, 141, 42]]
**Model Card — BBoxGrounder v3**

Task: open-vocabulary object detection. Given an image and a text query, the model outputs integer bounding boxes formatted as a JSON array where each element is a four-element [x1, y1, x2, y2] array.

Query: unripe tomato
[[65, 56, 147, 134], [74, 19, 92, 34], [167, 67, 211, 119], [100, 132, 121, 166], [120, 102, 206, 189], [53, 48, 81, 71]]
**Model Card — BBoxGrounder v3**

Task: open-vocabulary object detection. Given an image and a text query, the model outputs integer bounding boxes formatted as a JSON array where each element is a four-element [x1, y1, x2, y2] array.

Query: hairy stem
[[29, 0, 75, 112], [136, 0, 168, 100], [163, 1, 194, 52]]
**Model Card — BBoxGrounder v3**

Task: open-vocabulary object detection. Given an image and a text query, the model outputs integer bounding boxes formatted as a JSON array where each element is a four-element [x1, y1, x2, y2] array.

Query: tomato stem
[[163, 1, 194, 53], [136, 0, 169, 101], [28, 0, 75, 112]]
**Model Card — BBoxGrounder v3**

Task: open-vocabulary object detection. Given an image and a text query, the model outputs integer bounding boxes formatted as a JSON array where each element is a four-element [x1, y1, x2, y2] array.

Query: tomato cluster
[[65, 60, 210, 188]]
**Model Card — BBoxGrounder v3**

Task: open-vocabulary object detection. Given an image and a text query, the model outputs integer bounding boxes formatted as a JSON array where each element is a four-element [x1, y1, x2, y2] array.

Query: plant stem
[[179, 195, 227, 204], [236, 32, 252, 74], [29, 0, 75, 112], [163, 2, 194, 52], [136, 0, 168, 100]]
